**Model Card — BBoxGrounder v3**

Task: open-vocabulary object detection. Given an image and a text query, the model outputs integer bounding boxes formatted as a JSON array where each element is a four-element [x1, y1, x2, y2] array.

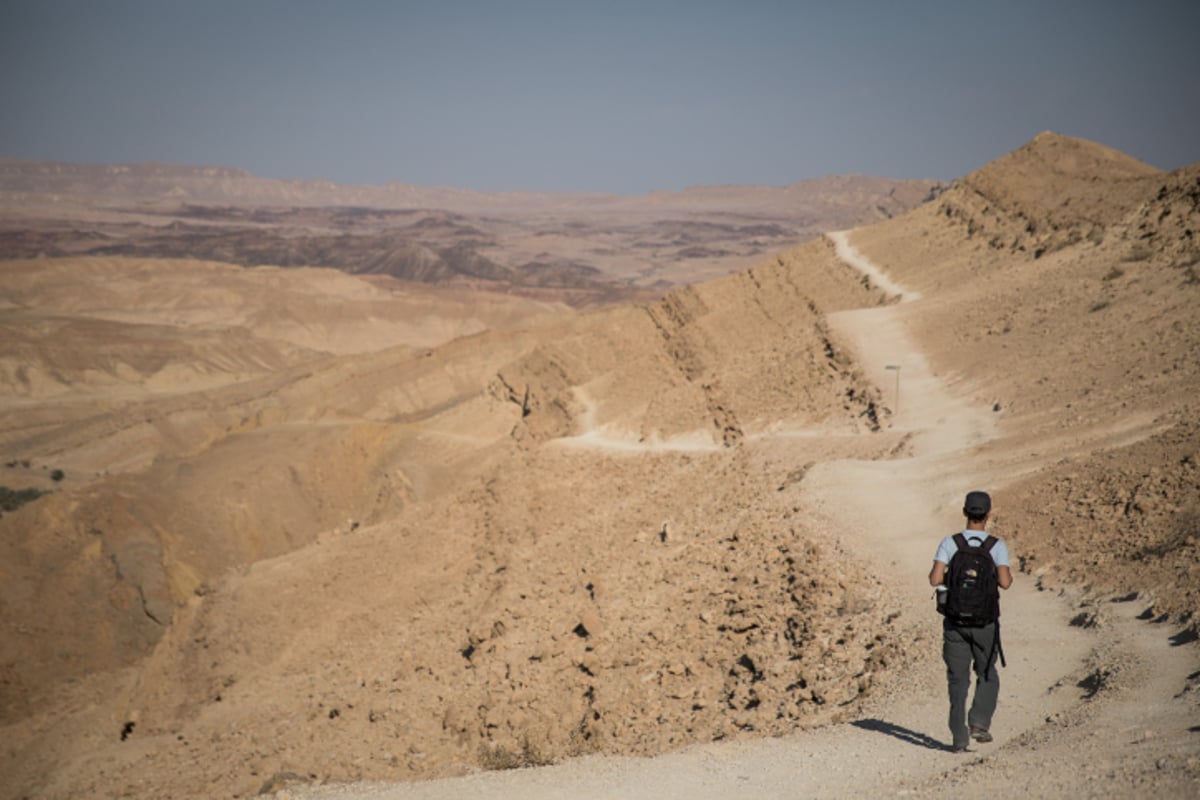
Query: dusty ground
[[1, 133, 1198, 799]]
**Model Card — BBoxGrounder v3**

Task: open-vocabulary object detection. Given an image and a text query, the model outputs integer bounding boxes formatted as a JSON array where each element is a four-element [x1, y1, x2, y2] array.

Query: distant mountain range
[[0, 159, 946, 292], [0, 157, 943, 216]]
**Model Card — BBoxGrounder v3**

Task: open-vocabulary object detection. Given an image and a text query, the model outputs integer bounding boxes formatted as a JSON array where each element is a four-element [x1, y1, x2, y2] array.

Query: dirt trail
[[294, 233, 1196, 799], [550, 386, 723, 453]]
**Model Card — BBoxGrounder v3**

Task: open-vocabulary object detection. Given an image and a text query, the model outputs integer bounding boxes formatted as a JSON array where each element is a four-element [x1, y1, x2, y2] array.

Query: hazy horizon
[[2, 0, 1198, 194]]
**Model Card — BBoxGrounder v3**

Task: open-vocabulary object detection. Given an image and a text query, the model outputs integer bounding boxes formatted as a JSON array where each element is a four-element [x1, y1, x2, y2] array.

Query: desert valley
[[1, 133, 1197, 799]]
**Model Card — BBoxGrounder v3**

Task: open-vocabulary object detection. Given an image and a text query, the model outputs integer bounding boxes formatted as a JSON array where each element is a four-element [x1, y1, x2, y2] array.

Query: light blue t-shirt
[[934, 530, 1011, 567]]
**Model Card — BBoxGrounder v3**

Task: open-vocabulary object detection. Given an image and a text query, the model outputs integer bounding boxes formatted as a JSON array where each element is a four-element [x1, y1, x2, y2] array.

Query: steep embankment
[[1, 233, 912, 799]]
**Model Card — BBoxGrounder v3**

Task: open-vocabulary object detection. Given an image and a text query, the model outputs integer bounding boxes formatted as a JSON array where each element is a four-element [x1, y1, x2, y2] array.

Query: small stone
[[579, 610, 603, 637]]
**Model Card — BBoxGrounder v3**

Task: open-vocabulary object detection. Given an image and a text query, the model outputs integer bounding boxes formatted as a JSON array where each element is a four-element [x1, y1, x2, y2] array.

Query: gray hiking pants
[[943, 620, 1000, 748]]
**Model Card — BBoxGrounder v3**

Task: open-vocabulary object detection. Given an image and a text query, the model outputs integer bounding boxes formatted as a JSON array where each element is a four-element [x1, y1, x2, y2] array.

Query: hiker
[[928, 490, 1013, 752]]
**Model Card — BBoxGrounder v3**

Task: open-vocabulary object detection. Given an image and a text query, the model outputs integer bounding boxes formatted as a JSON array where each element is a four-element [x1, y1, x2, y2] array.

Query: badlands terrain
[[1, 133, 1197, 799], [0, 158, 940, 294]]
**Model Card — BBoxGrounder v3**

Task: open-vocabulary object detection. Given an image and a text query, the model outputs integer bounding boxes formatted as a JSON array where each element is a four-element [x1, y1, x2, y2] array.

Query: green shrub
[[479, 734, 555, 771]]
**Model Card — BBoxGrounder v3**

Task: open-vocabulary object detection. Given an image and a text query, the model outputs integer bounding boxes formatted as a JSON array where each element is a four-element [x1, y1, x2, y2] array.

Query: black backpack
[[940, 533, 1000, 625]]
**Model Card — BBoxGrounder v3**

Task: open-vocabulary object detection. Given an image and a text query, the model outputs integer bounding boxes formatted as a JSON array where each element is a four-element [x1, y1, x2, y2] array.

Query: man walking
[[929, 490, 1013, 752]]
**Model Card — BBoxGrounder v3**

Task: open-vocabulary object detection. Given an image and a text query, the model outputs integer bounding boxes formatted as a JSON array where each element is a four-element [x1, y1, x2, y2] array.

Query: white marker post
[[885, 364, 901, 415]]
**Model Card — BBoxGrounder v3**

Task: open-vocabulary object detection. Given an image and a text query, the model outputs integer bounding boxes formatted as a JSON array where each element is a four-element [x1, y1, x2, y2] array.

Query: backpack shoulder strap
[[981, 535, 998, 553], [952, 532, 969, 550]]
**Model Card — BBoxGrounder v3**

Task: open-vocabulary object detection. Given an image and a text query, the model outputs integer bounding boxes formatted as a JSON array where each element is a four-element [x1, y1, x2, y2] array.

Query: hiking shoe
[[950, 743, 970, 753], [970, 726, 993, 743]]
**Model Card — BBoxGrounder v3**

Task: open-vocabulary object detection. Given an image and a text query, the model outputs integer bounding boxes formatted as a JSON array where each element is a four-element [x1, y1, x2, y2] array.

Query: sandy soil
[[284, 233, 1200, 800]]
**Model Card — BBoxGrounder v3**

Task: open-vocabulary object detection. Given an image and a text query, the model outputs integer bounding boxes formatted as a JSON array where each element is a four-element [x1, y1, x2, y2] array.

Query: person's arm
[[997, 564, 1013, 590], [929, 560, 947, 587]]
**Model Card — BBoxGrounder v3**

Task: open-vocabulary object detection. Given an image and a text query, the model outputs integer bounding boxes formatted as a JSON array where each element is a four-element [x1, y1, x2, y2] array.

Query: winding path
[[295, 232, 1193, 799]]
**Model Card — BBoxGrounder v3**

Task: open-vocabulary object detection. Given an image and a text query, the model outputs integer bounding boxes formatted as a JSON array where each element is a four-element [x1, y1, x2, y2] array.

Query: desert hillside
[[849, 131, 1200, 621], [1, 133, 1198, 799]]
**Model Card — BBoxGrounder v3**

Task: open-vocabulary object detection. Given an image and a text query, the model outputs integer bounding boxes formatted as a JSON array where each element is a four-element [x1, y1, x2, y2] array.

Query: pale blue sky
[[2, 1, 1197, 193]]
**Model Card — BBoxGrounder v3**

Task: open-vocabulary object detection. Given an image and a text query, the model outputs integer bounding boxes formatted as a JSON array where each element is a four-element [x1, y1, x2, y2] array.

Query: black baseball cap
[[964, 491, 991, 516]]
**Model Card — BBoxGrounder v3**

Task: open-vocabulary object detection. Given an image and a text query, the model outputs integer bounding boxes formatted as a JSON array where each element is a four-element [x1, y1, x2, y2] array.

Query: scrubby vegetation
[[0, 486, 49, 515], [479, 735, 555, 771]]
